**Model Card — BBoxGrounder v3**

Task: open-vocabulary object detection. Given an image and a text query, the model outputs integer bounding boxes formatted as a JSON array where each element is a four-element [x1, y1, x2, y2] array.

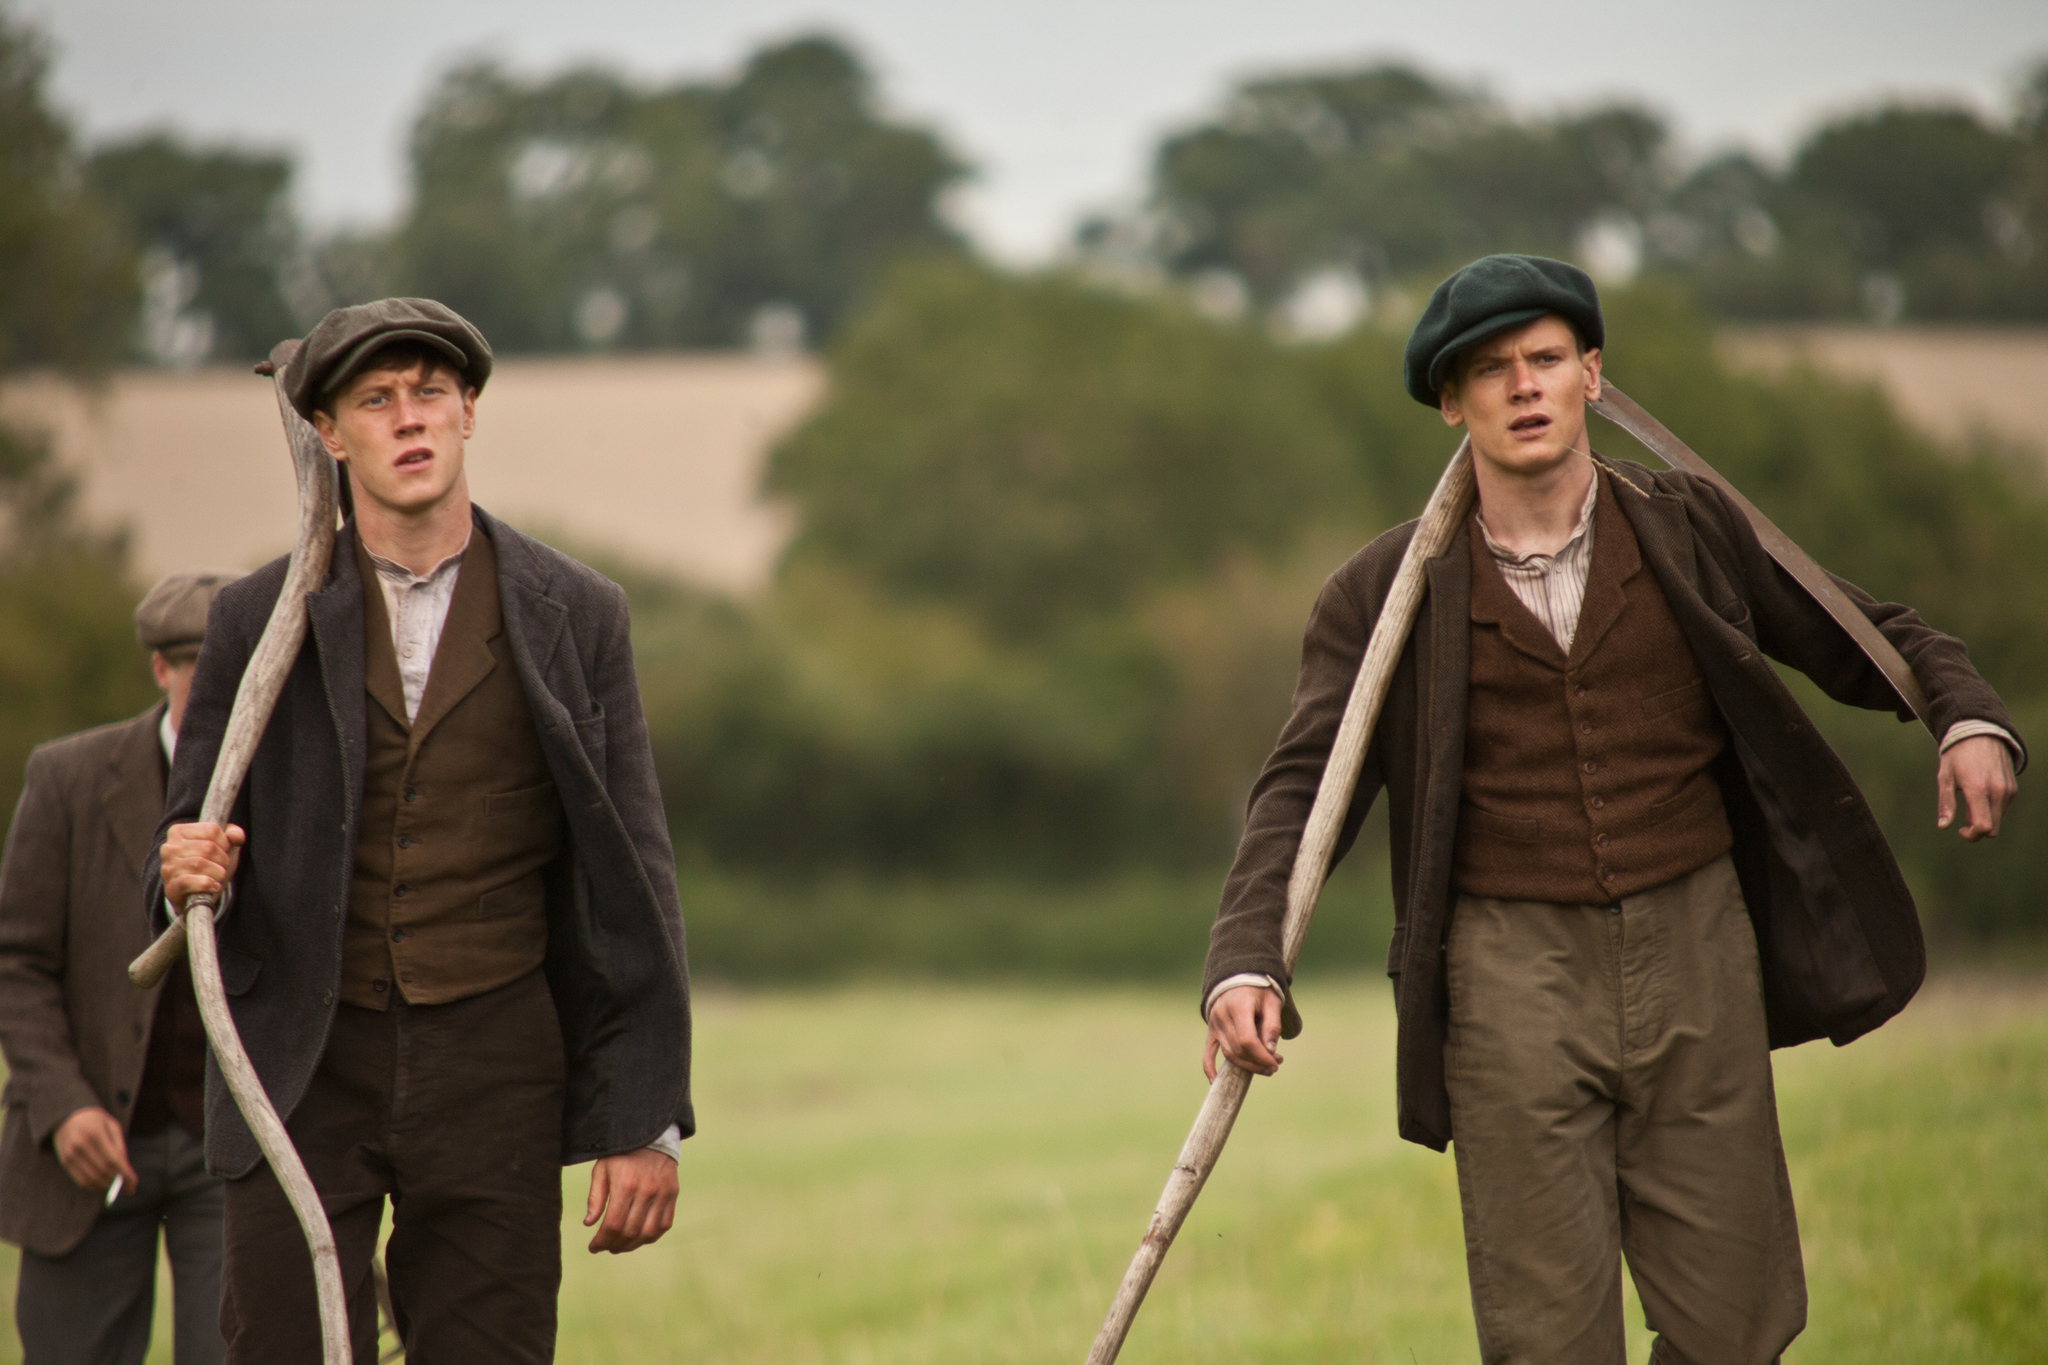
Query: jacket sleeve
[[1201, 557, 1390, 1036], [1685, 474, 2026, 767], [0, 749, 100, 1143], [588, 584, 693, 1136]]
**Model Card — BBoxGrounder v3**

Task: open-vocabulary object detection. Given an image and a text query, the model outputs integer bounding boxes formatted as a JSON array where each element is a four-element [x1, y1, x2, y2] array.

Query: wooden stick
[[128, 340, 351, 1365], [1588, 383, 1933, 730], [186, 900, 350, 1358], [1083, 439, 1475, 1365]]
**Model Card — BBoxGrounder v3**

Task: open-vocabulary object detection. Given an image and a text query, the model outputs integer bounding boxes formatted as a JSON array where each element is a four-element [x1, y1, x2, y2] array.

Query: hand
[[161, 822, 246, 913], [583, 1148, 678, 1254], [1203, 985, 1286, 1082], [1937, 735, 2018, 842], [53, 1107, 138, 1194]]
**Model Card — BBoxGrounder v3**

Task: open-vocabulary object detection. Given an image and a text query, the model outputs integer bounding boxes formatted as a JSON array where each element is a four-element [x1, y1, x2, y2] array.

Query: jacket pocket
[[216, 945, 262, 997]]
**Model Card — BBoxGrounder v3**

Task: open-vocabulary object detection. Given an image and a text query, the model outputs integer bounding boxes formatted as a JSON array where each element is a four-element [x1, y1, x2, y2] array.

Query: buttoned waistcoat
[[146, 509, 693, 1179], [1203, 457, 2026, 1152], [0, 706, 172, 1255]]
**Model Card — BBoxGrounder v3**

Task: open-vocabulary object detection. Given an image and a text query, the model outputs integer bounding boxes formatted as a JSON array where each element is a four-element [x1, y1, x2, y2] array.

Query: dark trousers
[[14, 1123, 225, 1365], [1444, 854, 1806, 1365], [220, 970, 566, 1364]]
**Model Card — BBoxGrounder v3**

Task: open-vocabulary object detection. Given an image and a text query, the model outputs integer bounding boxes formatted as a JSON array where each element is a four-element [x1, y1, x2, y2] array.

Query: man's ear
[[1438, 384, 1466, 429], [1582, 346, 1603, 402], [312, 409, 347, 460]]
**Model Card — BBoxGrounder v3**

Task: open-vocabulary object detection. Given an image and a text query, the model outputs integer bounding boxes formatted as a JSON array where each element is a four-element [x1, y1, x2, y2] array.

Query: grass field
[[4, 974, 2044, 1362]]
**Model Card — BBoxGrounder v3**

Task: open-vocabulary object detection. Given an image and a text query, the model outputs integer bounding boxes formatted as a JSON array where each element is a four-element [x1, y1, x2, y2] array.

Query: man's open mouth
[[1509, 415, 1550, 432], [396, 447, 432, 468]]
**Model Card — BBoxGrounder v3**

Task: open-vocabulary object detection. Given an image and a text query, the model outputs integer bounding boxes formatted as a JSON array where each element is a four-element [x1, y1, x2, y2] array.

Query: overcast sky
[[23, 0, 2048, 262]]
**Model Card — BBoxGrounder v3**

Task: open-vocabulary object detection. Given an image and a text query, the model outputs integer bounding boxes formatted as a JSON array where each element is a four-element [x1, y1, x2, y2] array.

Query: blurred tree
[[386, 35, 968, 351], [0, 424, 156, 823], [0, 7, 137, 372], [85, 133, 300, 361], [1111, 63, 1668, 319], [768, 261, 1359, 639]]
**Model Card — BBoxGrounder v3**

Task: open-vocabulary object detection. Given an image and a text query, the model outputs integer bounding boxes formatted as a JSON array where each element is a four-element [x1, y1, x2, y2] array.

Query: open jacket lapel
[[99, 703, 168, 882], [307, 524, 369, 815]]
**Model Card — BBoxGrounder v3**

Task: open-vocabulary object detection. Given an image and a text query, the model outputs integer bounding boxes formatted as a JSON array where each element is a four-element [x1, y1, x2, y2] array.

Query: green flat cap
[[135, 568, 243, 658], [284, 297, 493, 420], [1402, 254, 1603, 406]]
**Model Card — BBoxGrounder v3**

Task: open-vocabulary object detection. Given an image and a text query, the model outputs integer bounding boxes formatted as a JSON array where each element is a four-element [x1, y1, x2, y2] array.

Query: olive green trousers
[[1444, 853, 1806, 1365]]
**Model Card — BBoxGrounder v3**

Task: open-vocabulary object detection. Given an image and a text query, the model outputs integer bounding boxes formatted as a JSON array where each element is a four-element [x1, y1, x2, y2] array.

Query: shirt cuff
[[643, 1123, 682, 1162], [1203, 973, 1283, 1022], [1940, 720, 2025, 774]]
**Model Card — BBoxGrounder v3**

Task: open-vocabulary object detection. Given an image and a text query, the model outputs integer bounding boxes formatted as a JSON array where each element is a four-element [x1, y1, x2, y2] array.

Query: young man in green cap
[[153, 298, 692, 1362], [1202, 254, 2022, 1363]]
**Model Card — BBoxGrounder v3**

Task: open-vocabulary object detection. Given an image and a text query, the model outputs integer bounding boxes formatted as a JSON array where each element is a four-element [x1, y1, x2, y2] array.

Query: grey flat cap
[[284, 297, 493, 420], [135, 569, 243, 656]]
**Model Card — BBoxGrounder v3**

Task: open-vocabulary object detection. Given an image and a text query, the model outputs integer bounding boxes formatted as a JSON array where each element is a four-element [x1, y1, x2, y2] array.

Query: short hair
[[314, 341, 468, 417]]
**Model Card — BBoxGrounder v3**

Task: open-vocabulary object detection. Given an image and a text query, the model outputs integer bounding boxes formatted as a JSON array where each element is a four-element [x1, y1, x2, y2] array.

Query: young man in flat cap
[[1202, 254, 2022, 1364], [153, 298, 692, 1362], [0, 569, 241, 1365]]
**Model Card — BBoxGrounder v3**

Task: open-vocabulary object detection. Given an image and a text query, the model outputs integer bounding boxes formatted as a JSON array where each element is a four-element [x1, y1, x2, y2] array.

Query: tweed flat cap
[[1402, 254, 1604, 406], [284, 298, 493, 421], [135, 569, 243, 656]]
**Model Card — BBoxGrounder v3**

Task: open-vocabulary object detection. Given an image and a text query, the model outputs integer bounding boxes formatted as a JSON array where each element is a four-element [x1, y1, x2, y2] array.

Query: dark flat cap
[[284, 298, 493, 420], [1402, 254, 1604, 407], [136, 569, 244, 656]]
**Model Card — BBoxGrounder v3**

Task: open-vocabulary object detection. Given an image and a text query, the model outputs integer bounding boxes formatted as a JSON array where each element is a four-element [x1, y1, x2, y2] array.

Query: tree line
[[9, 2, 2048, 372]]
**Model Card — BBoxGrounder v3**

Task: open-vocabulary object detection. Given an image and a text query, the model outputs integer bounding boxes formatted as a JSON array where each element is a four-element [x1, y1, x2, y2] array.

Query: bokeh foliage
[[379, 36, 967, 352], [1100, 56, 2048, 326]]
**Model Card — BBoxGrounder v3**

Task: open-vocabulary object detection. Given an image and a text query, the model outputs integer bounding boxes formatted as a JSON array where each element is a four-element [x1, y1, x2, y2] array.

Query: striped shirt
[[1476, 471, 1600, 653]]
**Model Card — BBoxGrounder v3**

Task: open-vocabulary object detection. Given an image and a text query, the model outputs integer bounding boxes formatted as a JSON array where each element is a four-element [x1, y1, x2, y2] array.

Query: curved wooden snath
[[1082, 439, 1476, 1365], [128, 339, 351, 1365]]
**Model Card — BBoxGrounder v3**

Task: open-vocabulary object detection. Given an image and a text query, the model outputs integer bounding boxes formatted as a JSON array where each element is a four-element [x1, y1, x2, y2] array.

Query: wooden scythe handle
[[1083, 440, 1476, 1365], [129, 340, 351, 1364], [1590, 383, 1933, 729]]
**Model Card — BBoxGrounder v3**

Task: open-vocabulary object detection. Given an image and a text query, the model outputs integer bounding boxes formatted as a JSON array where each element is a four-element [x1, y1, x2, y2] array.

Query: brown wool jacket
[[0, 706, 172, 1255], [1203, 458, 2025, 1152]]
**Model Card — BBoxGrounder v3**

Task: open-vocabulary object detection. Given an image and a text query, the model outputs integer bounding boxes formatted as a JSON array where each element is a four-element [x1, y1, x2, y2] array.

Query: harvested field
[[0, 353, 823, 592], [4, 973, 2040, 1362], [1720, 326, 2048, 474]]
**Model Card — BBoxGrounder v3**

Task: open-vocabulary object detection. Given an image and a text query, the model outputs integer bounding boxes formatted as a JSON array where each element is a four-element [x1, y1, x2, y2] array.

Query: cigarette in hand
[[105, 1175, 123, 1207]]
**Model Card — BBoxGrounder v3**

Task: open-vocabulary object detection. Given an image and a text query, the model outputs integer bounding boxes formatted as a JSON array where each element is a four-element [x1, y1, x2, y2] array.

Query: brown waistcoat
[[341, 529, 565, 1009], [1453, 471, 1732, 904]]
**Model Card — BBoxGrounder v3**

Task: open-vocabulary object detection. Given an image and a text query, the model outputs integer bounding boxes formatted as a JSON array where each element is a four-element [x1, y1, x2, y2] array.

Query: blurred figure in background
[[1202, 254, 2022, 1364], [0, 569, 241, 1365]]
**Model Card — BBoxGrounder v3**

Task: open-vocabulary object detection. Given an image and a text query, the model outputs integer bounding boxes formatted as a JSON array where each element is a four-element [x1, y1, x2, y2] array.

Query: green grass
[[4, 974, 2044, 1362]]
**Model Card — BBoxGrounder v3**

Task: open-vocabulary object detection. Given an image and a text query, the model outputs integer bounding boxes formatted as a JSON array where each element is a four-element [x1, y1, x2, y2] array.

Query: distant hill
[[1719, 327, 2048, 474], [0, 353, 823, 590]]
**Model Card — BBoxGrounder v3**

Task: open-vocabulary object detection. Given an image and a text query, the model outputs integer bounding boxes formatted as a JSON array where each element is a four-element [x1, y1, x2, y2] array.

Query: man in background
[[0, 569, 240, 1365]]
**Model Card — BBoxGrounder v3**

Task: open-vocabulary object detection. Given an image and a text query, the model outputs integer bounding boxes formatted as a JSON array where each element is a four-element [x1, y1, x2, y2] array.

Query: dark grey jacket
[[1204, 458, 2023, 1152], [147, 509, 692, 1178]]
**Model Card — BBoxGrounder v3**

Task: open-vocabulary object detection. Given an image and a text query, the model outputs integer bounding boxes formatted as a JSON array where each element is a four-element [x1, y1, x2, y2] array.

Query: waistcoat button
[[373, 979, 388, 993], [1583, 760, 1598, 774], [397, 835, 413, 849]]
